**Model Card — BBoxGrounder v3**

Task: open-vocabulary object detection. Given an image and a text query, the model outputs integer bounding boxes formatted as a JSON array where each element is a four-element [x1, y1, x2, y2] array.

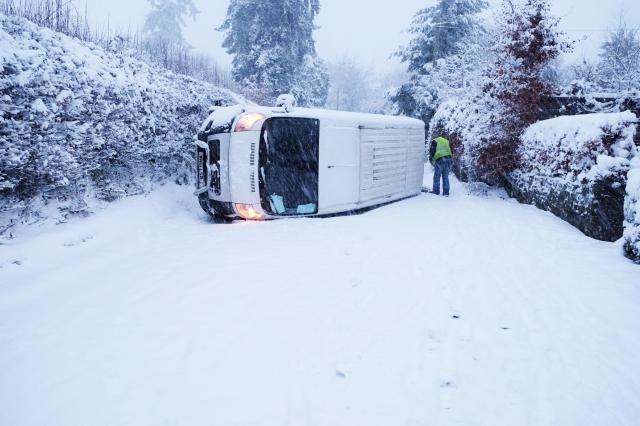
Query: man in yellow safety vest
[[428, 136, 453, 196]]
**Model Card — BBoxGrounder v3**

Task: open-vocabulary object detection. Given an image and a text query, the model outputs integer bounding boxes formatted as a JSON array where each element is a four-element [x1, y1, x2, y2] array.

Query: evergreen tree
[[396, 0, 488, 76], [143, 0, 199, 51], [218, 0, 329, 107], [598, 20, 640, 93], [391, 0, 488, 121]]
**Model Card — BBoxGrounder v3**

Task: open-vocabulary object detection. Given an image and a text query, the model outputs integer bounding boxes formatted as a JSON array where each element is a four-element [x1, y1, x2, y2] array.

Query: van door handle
[[327, 165, 355, 169]]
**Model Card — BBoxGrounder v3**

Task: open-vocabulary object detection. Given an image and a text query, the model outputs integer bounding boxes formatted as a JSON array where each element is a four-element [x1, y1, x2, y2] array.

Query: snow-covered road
[[1, 176, 639, 426]]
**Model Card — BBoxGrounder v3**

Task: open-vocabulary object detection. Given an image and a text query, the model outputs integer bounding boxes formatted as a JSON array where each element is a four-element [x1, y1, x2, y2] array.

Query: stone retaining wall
[[504, 172, 626, 242]]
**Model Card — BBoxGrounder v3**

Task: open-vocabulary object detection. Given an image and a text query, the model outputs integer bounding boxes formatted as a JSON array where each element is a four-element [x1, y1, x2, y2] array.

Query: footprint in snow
[[335, 370, 347, 379], [0, 259, 23, 268], [63, 235, 94, 247]]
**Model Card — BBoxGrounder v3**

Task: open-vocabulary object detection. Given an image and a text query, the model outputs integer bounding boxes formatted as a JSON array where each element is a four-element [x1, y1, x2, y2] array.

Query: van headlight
[[234, 113, 266, 132], [234, 204, 265, 220]]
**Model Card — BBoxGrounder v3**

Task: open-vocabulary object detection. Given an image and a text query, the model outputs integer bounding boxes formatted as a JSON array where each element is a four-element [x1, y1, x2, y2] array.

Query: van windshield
[[259, 118, 320, 216]]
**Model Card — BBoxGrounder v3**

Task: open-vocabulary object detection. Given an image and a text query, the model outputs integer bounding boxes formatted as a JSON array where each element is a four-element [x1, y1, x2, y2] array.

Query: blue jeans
[[433, 157, 452, 196]]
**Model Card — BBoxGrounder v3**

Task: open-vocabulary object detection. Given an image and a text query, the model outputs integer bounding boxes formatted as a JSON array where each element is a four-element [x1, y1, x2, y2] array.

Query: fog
[[80, 0, 640, 71]]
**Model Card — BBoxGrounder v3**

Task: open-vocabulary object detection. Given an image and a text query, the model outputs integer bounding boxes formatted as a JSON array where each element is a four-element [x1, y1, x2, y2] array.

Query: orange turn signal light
[[234, 204, 264, 220]]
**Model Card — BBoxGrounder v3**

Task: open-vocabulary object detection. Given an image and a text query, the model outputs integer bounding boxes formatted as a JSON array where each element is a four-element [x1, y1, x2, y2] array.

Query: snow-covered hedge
[[507, 112, 639, 244], [0, 13, 240, 235], [624, 157, 640, 263], [518, 112, 638, 183], [429, 95, 501, 182]]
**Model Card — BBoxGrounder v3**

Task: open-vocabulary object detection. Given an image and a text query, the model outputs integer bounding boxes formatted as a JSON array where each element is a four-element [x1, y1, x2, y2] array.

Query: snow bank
[[0, 13, 240, 236], [519, 112, 638, 182]]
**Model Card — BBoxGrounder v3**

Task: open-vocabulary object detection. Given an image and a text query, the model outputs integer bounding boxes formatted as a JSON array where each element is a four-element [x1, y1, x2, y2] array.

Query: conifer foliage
[[396, 0, 488, 77], [218, 0, 329, 107], [144, 0, 199, 51], [391, 0, 488, 122]]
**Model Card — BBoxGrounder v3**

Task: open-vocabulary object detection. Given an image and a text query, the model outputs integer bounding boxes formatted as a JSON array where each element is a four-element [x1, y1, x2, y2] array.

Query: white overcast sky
[[80, 0, 640, 72]]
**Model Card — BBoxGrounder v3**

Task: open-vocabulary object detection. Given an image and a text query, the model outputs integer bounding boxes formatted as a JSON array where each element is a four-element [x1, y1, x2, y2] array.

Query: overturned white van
[[194, 101, 425, 220]]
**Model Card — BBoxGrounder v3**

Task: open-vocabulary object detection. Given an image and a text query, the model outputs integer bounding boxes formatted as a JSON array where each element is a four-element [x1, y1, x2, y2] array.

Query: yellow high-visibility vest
[[433, 137, 452, 160]]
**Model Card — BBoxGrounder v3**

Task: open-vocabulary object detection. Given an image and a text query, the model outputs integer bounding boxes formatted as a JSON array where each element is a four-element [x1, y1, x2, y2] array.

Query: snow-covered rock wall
[[505, 112, 638, 243], [0, 14, 240, 236], [505, 172, 627, 242]]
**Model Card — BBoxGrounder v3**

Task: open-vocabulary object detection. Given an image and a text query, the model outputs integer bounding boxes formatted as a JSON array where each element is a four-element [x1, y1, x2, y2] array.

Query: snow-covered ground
[[1, 172, 639, 426]]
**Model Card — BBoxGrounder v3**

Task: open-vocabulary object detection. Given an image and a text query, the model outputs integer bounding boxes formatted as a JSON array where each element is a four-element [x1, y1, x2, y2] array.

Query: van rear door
[[318, 126, 359, 209]]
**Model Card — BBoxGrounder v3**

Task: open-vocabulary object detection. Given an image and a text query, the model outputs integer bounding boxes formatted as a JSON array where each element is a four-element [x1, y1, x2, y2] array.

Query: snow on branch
[[518, 112, 638, 183]]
